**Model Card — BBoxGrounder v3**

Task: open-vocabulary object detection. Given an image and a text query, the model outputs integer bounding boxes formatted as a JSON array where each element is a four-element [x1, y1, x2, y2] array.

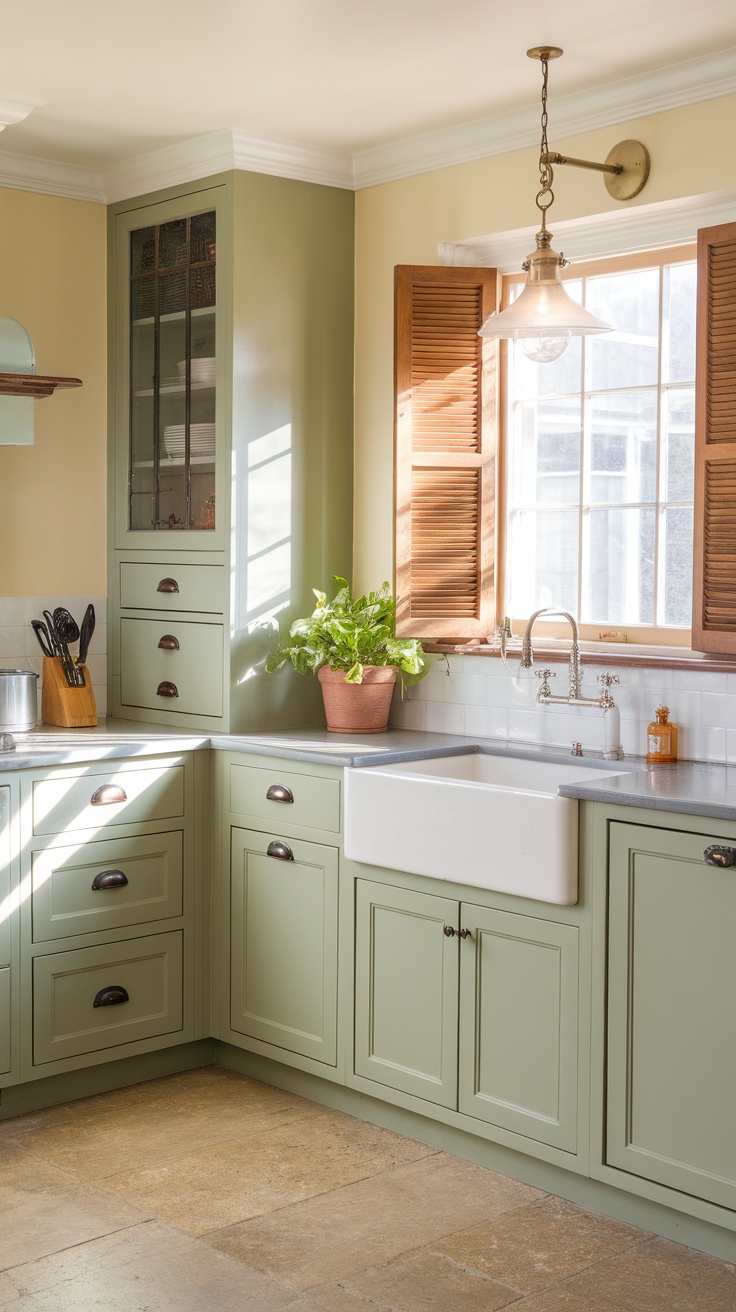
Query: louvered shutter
[[394, 265, 498, 639], [693, 222, 736, 652]]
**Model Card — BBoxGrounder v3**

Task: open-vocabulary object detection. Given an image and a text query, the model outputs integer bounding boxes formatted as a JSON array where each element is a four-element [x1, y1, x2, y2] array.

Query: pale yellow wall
[[0, 188, 106, 596], [353, 93, 736, 591]]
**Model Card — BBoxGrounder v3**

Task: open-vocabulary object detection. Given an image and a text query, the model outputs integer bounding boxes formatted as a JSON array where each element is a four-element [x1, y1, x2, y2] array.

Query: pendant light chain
[[536, 54, 555, 232]]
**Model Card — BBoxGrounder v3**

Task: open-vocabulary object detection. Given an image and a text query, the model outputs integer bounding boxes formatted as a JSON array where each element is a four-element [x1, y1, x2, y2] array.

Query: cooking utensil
[[45, 608, 79, 688], [31, 619, 54, 658], [77, 603, 95, 668], [0, 669, 39, 732]]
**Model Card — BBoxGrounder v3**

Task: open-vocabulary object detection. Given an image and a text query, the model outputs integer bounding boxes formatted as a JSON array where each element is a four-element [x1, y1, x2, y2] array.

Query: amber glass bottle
[[646, 705, 678, 763]]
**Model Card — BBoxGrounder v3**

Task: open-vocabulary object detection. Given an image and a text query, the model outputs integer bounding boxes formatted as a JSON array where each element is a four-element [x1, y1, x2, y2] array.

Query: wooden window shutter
[[394, 264, 498, 640], [693, 222, 736, 652]]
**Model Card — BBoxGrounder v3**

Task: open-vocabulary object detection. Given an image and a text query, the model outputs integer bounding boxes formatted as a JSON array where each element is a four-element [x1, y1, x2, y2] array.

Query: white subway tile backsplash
[[406, 652, 736, 763]]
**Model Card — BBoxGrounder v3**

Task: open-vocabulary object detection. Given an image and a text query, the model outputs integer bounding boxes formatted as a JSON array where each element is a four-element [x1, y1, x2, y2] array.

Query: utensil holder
[[41, 657, 97, 727]]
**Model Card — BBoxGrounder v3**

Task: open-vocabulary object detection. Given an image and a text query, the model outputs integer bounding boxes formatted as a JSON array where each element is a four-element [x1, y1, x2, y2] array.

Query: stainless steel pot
[[0, 669, 39, 732]]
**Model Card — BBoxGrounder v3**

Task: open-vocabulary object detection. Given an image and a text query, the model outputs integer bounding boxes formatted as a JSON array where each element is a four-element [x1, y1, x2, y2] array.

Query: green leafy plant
[[265, 576, 433, 690]]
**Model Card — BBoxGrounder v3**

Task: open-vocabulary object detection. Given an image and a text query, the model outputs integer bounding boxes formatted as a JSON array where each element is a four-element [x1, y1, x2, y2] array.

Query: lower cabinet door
[[354, 879, 459, 1108], [607, 822, 736, 1210], [458, 903, 580, 1151], [230, 828, 338, 1065], [33, 931, 183, 1065], [0, 967, 10, 1074]]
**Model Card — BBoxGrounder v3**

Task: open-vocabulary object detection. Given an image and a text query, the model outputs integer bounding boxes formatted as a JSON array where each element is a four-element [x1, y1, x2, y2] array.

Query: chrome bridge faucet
[[520, 607, 620, 712]]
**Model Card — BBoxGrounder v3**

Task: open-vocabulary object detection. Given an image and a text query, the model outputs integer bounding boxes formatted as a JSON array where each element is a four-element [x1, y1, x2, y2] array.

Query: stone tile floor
[[0, 1066, 734, 1310]]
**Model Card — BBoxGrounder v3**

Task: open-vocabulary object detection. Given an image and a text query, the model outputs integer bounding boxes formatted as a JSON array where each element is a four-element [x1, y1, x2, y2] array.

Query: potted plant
[[265, 576, 433, 733]]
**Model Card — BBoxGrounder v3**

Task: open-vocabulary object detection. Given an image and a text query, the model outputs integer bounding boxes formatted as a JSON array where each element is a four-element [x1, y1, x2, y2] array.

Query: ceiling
[[0, 0, 734, 197]]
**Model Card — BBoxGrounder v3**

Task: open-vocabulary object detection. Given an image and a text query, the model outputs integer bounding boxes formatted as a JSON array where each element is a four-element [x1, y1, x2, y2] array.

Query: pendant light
[[478, 47, 651, 363]]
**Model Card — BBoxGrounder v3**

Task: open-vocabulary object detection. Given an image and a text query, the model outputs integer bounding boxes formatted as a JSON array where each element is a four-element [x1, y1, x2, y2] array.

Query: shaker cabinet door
[[607, 821, 736, 1209], [230, 828, 338, 1065]]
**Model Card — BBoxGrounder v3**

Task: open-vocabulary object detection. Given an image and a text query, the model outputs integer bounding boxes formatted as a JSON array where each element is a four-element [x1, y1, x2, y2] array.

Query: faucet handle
[[536, 667, 556, 699], [597, 671, 620, 708]]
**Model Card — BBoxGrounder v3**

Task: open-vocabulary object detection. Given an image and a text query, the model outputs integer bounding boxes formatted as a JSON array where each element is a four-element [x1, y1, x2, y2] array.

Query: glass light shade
[[478, 237, 612, 362]]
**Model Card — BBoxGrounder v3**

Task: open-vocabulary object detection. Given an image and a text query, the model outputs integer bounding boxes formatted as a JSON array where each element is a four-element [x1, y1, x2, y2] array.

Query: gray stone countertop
[[2, 720, 735, 824]]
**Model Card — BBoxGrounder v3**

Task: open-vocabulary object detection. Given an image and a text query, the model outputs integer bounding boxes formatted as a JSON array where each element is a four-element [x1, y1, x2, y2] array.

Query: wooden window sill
[[426, 641, 736, 673]]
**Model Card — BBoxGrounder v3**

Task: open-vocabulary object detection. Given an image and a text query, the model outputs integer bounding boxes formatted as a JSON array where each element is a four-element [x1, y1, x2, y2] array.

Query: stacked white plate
[[163, 423, 216, 458], [176, 357, 216, 386]]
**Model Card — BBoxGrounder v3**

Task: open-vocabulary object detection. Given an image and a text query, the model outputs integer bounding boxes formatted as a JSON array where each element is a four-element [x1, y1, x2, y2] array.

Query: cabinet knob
[[157, 681, 179, 698], [93, 985, 129, 1008], [156, 578, 180, 594], [90, 784, 127, 806], [704, 844, 736, 868], [91, 869, 129, 891], [157, 634, 180, 651], [266, 783, 294, 804], [266, 840, 294, 861], [443, 925, 456, 937], [459, 928, 472, 939]]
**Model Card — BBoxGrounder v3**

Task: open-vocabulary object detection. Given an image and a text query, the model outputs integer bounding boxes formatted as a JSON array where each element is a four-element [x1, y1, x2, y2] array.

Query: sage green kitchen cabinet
[[0, 782, 17, 1082], [354, 877, 581, 1153], [108, 170, 354, 733], [230, 827, 338, 1065], [606, 819, 736, 1212], [18, 753, 202, 1080], [212, 751, 344, 1081]]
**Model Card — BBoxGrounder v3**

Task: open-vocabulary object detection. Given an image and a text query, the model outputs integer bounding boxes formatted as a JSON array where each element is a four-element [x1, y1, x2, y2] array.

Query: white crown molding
[[0, 92, 46, 130], [102, 128, 353, 204], [352, 46, 736, 188], [0, 46, 734, 203], [0, 149, 104, 202], [439, 188, 736, 271]]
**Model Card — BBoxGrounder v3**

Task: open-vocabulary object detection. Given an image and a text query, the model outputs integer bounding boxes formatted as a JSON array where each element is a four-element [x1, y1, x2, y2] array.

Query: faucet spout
[[520, 607, 581, 699]]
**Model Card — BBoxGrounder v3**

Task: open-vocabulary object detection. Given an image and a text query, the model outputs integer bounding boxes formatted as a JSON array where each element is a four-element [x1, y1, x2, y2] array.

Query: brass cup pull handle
[[267, 840, 294, 861], [91, 784, 127, 806], [91, 869, 129, 891], [157, 635, 180, 651], [443, 925, 456, 937], [157, 681, 179, 698], [93, 985, 129, 1008], [704, 844, 736, 868], [266, 784, 294, 804], [156, 578, 180, 594]]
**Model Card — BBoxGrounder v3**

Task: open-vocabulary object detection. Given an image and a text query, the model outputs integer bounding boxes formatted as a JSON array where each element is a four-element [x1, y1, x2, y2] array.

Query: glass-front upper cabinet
[[128, 210, 216, 532]]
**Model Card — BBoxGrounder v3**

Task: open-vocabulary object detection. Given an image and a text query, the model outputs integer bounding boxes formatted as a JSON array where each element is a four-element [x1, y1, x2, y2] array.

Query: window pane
[[585, 268, 660, 391], [662, 506, 694, 627], [663, 388, 695, 503], [663, 262, 696, 384], [583, 507, 655, 624], [586, 392, 657, 505], [510, 399, 581, 505], [507, 508, 578, 617]]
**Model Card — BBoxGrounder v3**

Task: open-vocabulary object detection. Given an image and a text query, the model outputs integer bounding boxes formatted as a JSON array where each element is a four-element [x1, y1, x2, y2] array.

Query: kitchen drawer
[[32, 831, 183, 943], [120, 561, 225, 614], [0, 967, 10, 1074], [120, 617, 223, 717], [31, 761, 185, 837], [33, 931, 183, 1065], [229, 762, 340, 834]]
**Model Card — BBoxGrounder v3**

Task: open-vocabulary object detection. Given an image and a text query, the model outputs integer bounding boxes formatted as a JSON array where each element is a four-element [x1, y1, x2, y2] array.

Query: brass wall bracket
[[545, 139, 650, 200]]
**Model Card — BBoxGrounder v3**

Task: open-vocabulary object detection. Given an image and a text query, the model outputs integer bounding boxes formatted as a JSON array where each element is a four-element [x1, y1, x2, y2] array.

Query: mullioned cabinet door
[[230, 827, 338, 1066], [607, 821, 736, 1210]]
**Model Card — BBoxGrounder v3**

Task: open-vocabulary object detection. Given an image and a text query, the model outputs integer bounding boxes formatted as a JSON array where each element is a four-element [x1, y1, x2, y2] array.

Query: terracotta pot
[[318, 665, 397, 733]]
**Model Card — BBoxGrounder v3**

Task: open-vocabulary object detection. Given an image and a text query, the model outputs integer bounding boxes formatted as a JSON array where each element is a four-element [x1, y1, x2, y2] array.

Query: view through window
[[504, 247, 696, 642]]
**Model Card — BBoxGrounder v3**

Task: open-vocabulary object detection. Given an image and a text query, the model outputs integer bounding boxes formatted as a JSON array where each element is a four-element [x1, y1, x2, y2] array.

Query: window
[[503, 246, 696, 646]]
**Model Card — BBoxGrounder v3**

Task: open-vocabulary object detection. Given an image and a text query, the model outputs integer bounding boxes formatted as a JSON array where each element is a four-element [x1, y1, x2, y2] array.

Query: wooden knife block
[[41, 657, 97, 727]]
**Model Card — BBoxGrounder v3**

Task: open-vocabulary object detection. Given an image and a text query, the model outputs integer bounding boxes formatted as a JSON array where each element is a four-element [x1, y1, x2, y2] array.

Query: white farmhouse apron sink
[[344, 752, 620, 905]]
